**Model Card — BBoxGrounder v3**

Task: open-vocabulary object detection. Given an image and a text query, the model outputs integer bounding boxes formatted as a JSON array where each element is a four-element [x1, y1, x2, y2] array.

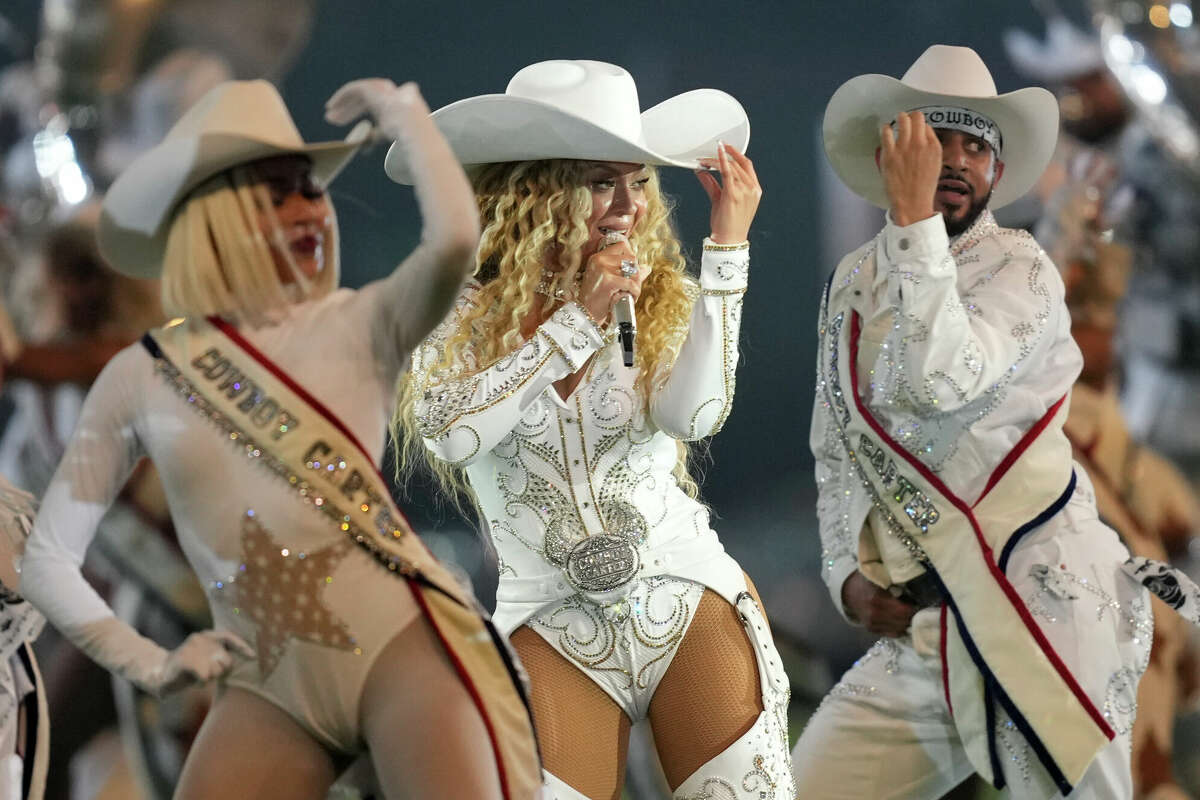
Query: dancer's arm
[[810, 379, 860, 622], [409, 290, 607, 466], [650, 143, 760, 439], [324, 80, 481, 365], [20, 348, 251, 695], [647, 243, 748, 439]]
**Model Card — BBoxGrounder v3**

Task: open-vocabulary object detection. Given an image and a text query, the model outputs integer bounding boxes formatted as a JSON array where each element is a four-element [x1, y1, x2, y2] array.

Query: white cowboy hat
[[99, 79, 365, 278], [1004, 18, 1105, 84], [384, 59, 748, 184], [823, 45, 1059, 210]]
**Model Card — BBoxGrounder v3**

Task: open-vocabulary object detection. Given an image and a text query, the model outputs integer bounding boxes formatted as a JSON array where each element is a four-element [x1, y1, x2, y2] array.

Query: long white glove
[[73, 618, 254, 697], [323, 78, 481, 358], [323, 78, 479, 252]]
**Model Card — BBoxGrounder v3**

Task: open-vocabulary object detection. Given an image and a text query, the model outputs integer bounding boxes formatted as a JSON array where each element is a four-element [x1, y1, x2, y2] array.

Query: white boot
[[542, 770, 590, 800], [671, 706, 796, 799], [672, 592, 796, 799]]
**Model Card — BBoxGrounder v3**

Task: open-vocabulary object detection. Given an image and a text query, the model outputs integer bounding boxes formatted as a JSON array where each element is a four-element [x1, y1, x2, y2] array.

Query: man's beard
[[943, 187, 993, 237]]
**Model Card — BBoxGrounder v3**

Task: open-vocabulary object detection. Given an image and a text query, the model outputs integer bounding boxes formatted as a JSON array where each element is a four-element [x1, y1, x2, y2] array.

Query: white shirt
[[411, 243, 749, 631], [812, 211, 1082, 617]]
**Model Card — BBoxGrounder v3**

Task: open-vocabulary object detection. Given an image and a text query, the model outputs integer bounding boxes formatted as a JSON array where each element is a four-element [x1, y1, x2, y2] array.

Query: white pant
[[794, 475, 1151, 799]]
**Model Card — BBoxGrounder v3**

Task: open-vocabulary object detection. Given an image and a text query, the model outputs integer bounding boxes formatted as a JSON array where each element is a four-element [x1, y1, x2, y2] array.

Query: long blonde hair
[[393, 159, 703, 512], [159, 163, 339, 319]]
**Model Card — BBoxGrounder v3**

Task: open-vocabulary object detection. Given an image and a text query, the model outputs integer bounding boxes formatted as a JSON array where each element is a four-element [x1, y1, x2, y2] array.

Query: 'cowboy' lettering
[[191, 348, 222, 372]]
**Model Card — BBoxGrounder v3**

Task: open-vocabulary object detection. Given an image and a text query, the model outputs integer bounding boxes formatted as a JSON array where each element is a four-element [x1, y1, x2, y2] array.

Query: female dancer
[[395, 60, 795, 800], [19, 78, 540, 799]]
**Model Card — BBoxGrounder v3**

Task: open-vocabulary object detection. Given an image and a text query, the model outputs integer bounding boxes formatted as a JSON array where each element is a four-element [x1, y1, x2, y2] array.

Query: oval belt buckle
[[565, 534, 640, 592]]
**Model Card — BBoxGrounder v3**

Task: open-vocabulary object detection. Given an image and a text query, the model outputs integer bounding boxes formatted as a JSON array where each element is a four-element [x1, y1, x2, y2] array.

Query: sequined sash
[[143, 316, 543, 800], [819, 293, 1113, 794]]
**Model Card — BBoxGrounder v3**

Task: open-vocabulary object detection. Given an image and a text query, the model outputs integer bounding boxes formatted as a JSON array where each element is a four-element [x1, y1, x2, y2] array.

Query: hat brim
[[99, 134, 361, 278], [384, 88, 749, 184], [822, 73, 1059, 210]]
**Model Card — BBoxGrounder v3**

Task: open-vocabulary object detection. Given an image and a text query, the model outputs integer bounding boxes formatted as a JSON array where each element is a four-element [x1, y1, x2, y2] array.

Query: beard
[[942, 187, 993, 237]]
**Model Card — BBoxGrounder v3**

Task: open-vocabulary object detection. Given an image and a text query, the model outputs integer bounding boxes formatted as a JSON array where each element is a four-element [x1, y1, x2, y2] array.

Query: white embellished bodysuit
[[412, 244, 749, 633], [412, 240, 796, 797]]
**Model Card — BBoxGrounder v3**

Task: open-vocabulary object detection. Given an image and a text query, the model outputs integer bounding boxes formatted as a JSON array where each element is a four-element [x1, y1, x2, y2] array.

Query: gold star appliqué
[[236, 511, 358, 677]]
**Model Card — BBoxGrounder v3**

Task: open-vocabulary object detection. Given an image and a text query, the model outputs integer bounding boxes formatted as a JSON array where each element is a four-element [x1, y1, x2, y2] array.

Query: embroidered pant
[[793, 481, 1152, 799]]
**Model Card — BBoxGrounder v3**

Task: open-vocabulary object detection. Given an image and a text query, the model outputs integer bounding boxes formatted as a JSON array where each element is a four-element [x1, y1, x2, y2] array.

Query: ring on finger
[[619, 258, 637, 278]]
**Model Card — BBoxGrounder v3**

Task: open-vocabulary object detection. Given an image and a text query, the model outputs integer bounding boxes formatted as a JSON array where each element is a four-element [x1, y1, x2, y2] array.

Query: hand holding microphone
[[580, 232, 645, 367]]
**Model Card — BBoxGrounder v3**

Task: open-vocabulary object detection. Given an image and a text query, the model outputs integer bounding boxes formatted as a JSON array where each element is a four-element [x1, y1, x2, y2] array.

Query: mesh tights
[[512, 586, 764, 798], [511, 625, 632, 800]]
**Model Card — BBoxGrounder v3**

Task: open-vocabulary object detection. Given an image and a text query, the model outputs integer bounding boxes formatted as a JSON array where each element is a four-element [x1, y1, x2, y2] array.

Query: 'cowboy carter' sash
[[143, 316, 541, 800], [819, 292, 1114, 794]]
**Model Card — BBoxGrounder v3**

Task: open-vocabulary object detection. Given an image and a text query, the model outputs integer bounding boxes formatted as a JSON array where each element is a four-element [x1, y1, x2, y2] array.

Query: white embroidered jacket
[[412, 243, 749, 631], [812, 211, 1082, 619]]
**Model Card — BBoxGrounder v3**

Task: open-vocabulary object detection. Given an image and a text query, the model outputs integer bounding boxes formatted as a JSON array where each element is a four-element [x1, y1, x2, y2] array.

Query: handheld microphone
[[612, 293, 636, 367]]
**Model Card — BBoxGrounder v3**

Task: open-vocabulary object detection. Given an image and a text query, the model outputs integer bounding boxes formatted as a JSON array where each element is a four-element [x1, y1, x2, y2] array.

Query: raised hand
[[324, 78, 430, 142], [879, 111, 942, 227], [696, 142, 762, 244]]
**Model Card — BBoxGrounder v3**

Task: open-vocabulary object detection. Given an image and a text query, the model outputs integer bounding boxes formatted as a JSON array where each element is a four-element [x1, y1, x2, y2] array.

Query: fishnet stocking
[[511, 625, 631, 800], [649, 589, 763, 791]]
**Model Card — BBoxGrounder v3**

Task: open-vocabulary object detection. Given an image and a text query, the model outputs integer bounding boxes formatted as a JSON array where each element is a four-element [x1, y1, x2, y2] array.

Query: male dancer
[[794, 45, 1166, 798]]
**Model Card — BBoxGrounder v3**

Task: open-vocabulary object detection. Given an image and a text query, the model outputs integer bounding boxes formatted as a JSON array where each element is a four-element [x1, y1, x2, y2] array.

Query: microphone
[[612, 293, 636, 367]]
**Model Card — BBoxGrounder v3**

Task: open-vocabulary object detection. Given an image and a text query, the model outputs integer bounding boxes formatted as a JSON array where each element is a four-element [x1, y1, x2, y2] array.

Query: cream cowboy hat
[[99, 79, 365, 278], [384, 59, 748, 184], [1004, 18, 1105, 84], [823, 45, 1059, 210]]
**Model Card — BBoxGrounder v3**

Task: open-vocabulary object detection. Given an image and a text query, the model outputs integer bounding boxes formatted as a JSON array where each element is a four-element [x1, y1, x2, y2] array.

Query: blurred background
[[0, 0, 1198, 798]]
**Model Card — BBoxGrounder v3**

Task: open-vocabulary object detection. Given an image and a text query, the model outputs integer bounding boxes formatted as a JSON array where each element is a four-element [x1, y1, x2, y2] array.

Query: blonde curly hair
[[393, 159, 704, 511]]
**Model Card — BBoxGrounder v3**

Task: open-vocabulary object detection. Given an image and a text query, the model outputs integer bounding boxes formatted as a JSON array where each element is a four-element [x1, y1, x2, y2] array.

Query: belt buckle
[[565, 534, 640, 593]]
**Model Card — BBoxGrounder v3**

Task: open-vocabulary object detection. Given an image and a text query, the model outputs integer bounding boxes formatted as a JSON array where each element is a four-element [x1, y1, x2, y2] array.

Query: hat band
[[899, 105, 1003, 156]]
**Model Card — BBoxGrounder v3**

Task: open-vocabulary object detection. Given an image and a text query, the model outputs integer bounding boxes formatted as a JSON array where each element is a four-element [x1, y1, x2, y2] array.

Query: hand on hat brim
[[696, 142, 762, 243]]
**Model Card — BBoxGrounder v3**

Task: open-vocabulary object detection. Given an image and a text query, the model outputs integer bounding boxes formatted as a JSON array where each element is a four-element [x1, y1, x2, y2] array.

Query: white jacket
[[812, 211, 1082, 619]]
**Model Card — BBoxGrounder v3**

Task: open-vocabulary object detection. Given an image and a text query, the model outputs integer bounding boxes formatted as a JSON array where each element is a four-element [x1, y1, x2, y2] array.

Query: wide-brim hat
[[99, 79, 365, 278], [1003, 18, 1105, 84], [384, 59, 748, 184], [823, 45, 1059, 210]]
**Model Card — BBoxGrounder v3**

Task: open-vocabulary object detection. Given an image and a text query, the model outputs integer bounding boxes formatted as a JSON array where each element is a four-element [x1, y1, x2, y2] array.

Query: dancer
[[19, 78, 540, 799], [795, 45, 1160, 798], [393, 60, 794, 800]]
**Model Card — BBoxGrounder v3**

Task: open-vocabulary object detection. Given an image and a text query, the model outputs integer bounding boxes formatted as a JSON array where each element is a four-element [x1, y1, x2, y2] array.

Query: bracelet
[[703, 238, 750, 252]]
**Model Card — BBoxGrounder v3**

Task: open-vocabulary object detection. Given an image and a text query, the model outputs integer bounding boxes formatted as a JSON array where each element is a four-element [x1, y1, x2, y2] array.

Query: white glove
[[324, 78, 430, 144], [74, 617, 254, 697], [152, 629, 256, 695]]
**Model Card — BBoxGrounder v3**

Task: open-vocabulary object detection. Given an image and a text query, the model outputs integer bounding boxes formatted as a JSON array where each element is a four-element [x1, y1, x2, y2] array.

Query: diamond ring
[[620, 258, 637, 278]]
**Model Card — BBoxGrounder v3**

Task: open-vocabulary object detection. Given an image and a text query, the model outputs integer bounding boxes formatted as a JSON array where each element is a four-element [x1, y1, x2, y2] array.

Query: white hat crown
[[384, 59, 749, 184], [901, 45, 999, 98], [166, 80, 305, 147], [1003, 18, 1104, 82], [506, 60, 645, 144]]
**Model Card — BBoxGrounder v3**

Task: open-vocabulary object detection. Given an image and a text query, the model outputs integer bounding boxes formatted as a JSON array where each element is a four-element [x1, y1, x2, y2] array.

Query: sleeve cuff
[[882, 212, 951, 272], [699, 239, 749, 292], [540, 302, 607, 372], [826, 559, 861, 626]]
